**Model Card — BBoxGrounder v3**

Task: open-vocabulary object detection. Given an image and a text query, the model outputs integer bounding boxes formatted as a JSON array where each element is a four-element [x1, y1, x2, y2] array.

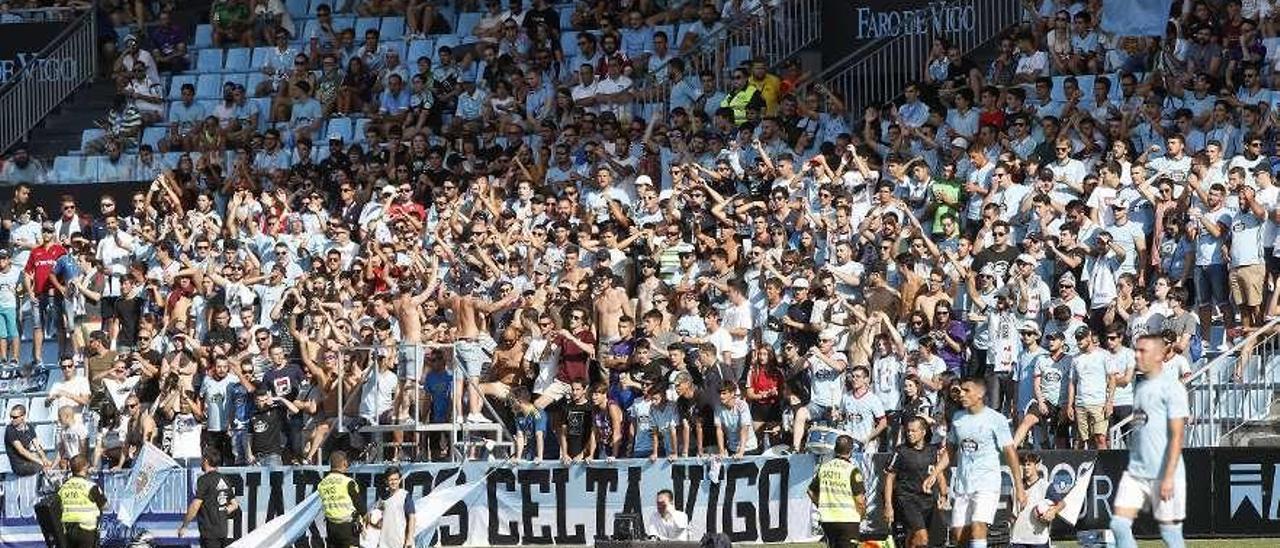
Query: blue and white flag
[[228, 492, 322, 548], [114, 442, 180, 527], [411, 478, 489, 547], [1057, 460, 1095, 526], [1100, 0, 1175, 37]]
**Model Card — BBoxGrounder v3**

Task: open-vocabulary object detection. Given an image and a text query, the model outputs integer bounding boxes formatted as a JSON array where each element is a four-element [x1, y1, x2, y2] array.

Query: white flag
[[1057, 461, 1095, 526], [228, 492, 323, 548], [115, 442, 180, 527]]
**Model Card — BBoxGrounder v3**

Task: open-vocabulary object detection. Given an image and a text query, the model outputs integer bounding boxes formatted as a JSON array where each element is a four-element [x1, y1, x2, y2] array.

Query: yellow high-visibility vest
[[816, 457, 862, 523], [318, 472, 357, 523], [720, 85, 760, 125], [59, 476, 100, 529]]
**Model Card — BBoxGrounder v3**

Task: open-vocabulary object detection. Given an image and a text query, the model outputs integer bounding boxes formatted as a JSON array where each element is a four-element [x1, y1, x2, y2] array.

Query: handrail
[[0, 8, 97, 154], [1110, 317, 1280, 448], [810, 0, 1027, 123], [632, 0, 822, 114]]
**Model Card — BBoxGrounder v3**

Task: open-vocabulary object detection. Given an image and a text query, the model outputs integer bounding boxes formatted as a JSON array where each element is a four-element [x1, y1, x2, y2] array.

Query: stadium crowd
[[0, 0, 1276, 484]]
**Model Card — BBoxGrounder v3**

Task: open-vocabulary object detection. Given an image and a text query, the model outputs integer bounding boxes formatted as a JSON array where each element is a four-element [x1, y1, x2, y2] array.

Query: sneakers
[[465, 413, 493, 424]]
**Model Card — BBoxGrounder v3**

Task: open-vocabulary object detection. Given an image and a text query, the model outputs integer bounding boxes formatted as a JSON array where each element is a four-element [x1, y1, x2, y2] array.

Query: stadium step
[[25, 78, 119, 162]]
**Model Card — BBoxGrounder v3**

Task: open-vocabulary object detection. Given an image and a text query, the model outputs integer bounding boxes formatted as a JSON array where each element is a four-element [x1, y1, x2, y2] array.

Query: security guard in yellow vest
[[59, 455, 107, 548], [318, 450, 366, 548], [807, 435, 867, 548], [719, 68, 765, 126]]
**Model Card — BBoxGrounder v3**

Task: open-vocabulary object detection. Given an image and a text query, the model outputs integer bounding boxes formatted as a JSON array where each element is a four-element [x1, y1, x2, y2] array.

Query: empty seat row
[[189, 39, 415, 74]]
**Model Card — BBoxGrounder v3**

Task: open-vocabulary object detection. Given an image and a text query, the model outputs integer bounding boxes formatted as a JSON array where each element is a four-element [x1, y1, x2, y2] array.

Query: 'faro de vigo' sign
[[821, 0, 978, 68], [854, 0, 977, 40], [0, 54, 82, 85]]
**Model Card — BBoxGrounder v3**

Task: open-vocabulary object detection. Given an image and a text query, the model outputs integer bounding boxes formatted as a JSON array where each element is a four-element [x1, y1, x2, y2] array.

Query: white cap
[[635, 174, 654, 187], [950, 137, 969, 149]]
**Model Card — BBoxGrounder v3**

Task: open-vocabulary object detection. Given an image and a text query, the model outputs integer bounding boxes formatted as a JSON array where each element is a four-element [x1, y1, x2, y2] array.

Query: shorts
[[1114, 470, 1186, 522], [1194, 264, 1229, 306], [750, 401, 781, 422], [1075, 404, 1109, 438], [0, 307, 16, 339], [894, 495, 936, 531], [807, 402, 836, 423], [1230, 263, 1266, 307], [950, 490, 1000, 528], [452, 339, 491, 379]]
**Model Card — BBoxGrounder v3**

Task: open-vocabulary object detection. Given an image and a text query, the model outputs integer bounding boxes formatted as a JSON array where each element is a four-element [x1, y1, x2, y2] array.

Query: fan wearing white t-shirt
[[1009, 452, 1064, 548]]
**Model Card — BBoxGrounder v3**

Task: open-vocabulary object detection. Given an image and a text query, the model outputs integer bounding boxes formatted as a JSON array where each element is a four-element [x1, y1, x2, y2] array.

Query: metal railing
[[332, 342, 513, 463], [0, 8, 97, 154], [2, 6, 86, 23], [811, 0, 1027, 121], [633, 0, 822, 114], [1110, 319, 1280, 449]]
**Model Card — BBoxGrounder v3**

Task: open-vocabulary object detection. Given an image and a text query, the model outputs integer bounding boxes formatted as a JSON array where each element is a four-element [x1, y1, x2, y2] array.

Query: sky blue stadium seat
[[456, 12, 482, 38], [560, 31, 579, 54], [196, 49, 223, 74], [307, 0, 325, 15], [407, 38, 434, 65], [314, 144, 330, 161], [286, 0, 308, 17], [222, 73, 248, 91], [727, 45, 751, 70], [381, 17, 405, 41], [196, 73, 224, 99], [51, 156, 88, 183], [224, 47, 252, 72], [435, 34, 459, 51], [326, 117, 353, 143], [252, 47, 274, 69], [196, 99, 222, 116], [141, 126, 167, 149], [333, 15, 355, 31], [34, 424, 55, 450], [162, 151, 184, 167], [558, 5, 574, 30], [0, 453, 10, 475], [168, 74, 196, 99], [195, 24, 214, 49], [79, 128, 106, 152], [350, 117, 371, 141], [246, 72, 268, 94], [356, 16, 380, 37], [252, 97, 273, 132]]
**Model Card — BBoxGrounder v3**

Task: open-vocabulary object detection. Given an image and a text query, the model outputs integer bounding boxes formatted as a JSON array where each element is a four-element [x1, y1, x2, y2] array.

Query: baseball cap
[[328, 132, 344, 142], [1018, 320, 1041, 334], [635, 174, 654, 187], [1112, 198, 1131, 209], [950, 137, 969, 149], [1058, 272, 1076, 287], [791, 277, 810, 289], [1016, 253, 1037, 265]]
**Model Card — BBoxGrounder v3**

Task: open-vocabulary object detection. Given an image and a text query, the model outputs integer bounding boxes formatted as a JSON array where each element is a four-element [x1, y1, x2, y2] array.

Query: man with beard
[[0, 146, 45, 184]]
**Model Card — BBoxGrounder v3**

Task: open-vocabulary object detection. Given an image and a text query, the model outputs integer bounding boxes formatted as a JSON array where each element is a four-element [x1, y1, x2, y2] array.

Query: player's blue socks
[[1158, 522, 1185, 548], [1110, 515, 1136, 548], [970, 539, 987, 548]]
